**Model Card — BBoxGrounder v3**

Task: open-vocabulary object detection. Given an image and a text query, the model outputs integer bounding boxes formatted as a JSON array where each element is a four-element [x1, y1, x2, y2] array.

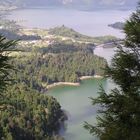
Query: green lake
[[48, 78, 115, 140], [47, 47, 116, 140]]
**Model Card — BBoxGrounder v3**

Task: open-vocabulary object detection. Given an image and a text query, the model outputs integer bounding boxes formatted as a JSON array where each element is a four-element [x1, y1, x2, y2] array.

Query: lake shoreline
[[80, 75, 103, 80], [47, 82, 80, 89], [47, 75, 103, 89]]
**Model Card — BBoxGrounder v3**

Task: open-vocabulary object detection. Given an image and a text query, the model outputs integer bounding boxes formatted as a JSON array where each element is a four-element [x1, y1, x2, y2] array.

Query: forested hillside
[[1, 86, 65, 140], [0, 8, 108, 139], [0, 21, 108, 93], [0, 18, 108, 94], [13, 51, 106, 92], [0, 36, 65, 140], [1, 1, 139, 140], [49, 26, 118, 43]]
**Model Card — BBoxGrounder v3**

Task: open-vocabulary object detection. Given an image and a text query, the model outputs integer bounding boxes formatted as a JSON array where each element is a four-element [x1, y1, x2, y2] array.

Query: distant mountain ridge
[[0, 0, 139, 10]]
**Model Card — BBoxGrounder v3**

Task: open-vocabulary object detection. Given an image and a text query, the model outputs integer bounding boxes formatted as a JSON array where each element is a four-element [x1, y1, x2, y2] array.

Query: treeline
[[12, 51, 106, 93], [39, 40, 94, 54]]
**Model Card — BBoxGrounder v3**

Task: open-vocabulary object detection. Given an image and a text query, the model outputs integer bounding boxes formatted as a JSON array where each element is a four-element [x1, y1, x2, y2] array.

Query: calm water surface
[[7, 8, 132, 38], [48, 79, 115, 140]]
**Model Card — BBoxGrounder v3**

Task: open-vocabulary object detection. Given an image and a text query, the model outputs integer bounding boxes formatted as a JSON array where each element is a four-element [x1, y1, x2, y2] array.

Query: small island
[[108, 22, 125, 30]]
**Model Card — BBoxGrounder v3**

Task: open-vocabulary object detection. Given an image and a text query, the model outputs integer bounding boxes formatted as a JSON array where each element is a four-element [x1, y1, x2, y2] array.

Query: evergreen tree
[[84, 2, 140, 140], [0, 35, 16, 92]]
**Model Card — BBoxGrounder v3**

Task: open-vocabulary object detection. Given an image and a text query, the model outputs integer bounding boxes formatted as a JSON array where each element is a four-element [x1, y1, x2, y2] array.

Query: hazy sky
[[65, 0, 139, 6], [3, 0, 138, 9], [46, 0, 139, 8]]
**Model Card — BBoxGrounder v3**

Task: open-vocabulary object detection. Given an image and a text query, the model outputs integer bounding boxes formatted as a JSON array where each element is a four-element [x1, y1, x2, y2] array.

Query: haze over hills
[[0, 0, 138, 10]]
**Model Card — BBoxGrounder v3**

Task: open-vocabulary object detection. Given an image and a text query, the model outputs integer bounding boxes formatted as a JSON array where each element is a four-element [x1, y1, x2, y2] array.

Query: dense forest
[[0, 17, 108, 94], [1, 86, 65, 140], [13, 51, 106, 93], [1, 1, 139, 140], [0, 22, 107, 140], [0, 36, 65, 140], [0, 7, 108, 139], [39, 40, 95, 54]]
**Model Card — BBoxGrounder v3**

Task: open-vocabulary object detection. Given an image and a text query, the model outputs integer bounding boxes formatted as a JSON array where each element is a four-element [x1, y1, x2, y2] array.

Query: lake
[[7, 8, 131, 140], [47, 47, 116, 140], [48, 78, 115, 140], [7, 8, 132, 38]]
